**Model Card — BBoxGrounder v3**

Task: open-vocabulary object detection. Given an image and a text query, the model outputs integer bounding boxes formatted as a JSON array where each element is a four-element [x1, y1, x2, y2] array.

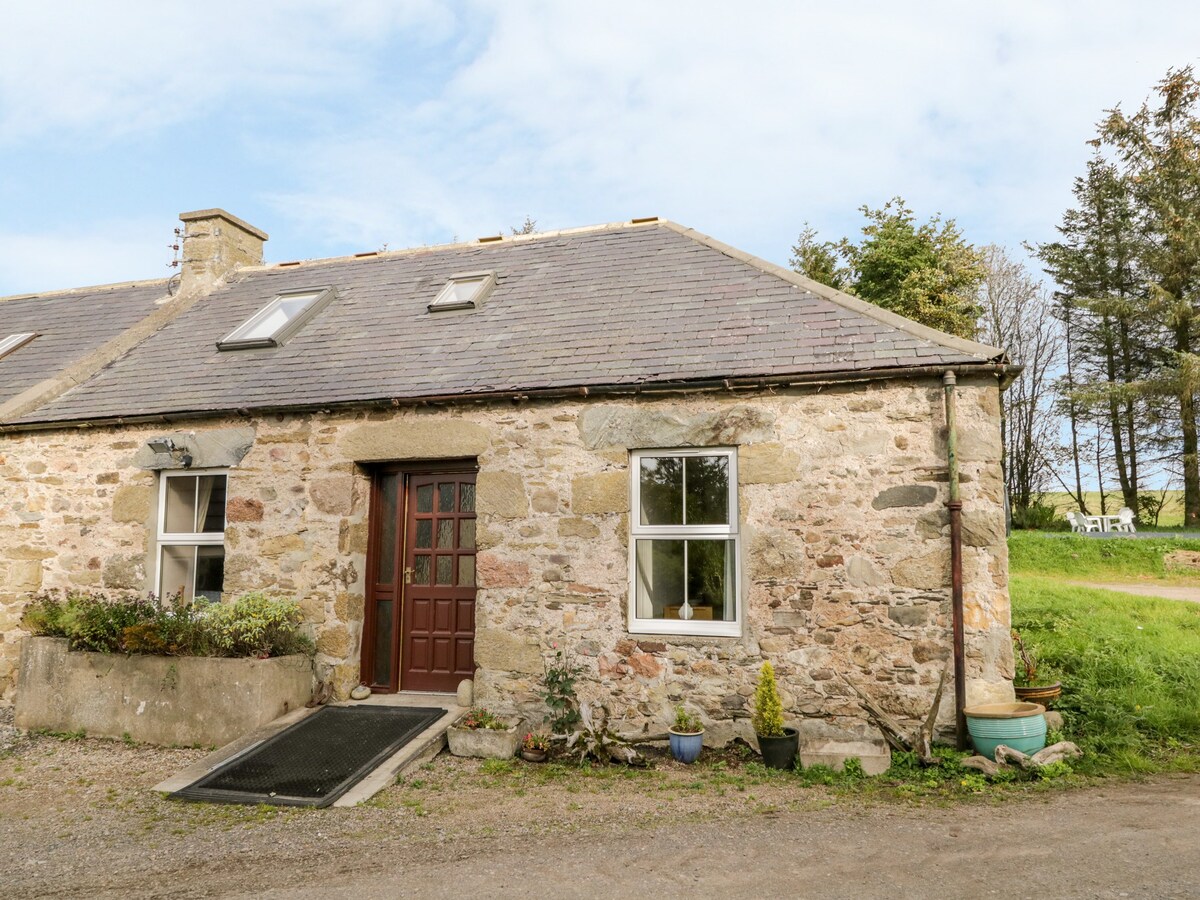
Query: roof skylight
[[0, 332, 36, 359], [429, 272, 495, 312], [217, 286, 336, 350]]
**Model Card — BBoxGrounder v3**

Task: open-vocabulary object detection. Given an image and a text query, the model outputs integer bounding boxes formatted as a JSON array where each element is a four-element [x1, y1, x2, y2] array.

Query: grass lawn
[[1009, 532, 1200, 774], [1009, 530, 1200, 584]]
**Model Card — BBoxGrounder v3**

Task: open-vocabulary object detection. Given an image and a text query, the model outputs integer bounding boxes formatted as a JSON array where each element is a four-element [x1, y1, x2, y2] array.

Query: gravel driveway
[[2, 709, 1197, 899]]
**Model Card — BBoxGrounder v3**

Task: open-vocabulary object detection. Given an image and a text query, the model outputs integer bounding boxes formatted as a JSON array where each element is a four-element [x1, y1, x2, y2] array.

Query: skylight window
[[429, 272, 495, 312], [217, 286, 335, 350], [0, 333, 36, 359]]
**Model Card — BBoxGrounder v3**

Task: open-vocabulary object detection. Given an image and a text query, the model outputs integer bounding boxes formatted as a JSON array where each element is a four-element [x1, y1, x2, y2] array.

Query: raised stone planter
[[14, 637, 313, 747], [446, 716, 523, 759]]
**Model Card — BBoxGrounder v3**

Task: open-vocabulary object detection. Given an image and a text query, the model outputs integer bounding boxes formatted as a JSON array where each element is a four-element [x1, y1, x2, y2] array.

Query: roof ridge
[[237, 218, 664, 274], [659, 221, 1007, 364], [0, 277, 171, 305]]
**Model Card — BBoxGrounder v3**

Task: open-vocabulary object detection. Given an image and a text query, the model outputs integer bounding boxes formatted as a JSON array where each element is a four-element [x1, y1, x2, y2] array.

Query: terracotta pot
[[1014, 682, 1062, 707]]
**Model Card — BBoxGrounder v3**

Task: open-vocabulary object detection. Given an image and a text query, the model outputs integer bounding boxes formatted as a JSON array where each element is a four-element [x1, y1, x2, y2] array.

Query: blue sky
[[1, 1, 1197, 296]]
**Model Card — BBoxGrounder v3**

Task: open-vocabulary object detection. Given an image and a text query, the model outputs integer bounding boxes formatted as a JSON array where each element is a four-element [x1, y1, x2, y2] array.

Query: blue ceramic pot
[[669, 729, 704, 764], [965, 702, 1047, 759]]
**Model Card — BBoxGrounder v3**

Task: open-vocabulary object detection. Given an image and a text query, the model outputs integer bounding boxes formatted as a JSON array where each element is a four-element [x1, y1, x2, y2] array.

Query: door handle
[[404, 566, 413, 584]]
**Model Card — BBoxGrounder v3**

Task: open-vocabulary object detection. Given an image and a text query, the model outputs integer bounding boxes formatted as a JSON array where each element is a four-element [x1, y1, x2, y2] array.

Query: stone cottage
[[0, 209, 1015, 765]]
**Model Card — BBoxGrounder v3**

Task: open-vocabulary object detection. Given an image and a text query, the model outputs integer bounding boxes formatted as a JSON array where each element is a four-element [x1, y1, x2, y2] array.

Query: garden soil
[[1, 708, 1197, 899]]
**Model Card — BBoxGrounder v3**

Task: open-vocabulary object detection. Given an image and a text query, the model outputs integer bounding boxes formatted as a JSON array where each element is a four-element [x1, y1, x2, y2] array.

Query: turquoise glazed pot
[[669, 729, 704, 764], [964, 702, 1047, 759]]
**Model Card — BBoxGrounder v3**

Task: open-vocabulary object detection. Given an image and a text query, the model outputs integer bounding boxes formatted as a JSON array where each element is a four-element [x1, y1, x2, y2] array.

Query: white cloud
[[3, 0, 1198, 287], [264, 0, 1200, 264], [0, 1, 451, 144]]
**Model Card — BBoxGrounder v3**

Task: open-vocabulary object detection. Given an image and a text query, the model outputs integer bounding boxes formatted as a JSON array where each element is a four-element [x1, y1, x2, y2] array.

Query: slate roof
[[11, 221, 1006, 425], [0, 280, 168, 407]]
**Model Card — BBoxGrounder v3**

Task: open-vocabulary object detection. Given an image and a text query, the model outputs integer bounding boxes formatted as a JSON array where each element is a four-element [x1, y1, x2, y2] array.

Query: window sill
[[628, 619, 741, 639]]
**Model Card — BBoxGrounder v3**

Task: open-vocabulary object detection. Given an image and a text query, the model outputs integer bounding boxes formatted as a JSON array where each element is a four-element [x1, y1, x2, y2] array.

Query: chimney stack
[[177, 209, 269, 294]]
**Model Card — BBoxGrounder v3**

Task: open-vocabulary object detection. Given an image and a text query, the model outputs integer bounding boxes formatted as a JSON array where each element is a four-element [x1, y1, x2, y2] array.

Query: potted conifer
[[752, 661, 798, 770]]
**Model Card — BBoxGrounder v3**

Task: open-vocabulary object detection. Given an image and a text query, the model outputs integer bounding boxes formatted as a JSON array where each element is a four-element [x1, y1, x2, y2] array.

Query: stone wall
[[0, 377, 1012, 759]]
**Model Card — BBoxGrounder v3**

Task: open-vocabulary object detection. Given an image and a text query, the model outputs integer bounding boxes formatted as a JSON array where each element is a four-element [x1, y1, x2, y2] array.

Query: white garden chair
[[1113, 507, 1137, 533], [1068, 511, 1100, 533]]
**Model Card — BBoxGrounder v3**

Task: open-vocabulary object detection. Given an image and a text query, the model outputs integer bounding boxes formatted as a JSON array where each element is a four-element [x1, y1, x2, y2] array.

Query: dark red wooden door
[[363, 471, 402, 692], [400, 473, 477, 692]]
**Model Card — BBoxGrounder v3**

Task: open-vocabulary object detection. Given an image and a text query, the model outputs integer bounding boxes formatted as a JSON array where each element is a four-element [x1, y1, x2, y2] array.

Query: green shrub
[[1011, 501, 1067, 531], [203, 592, 312, 657], [20, 589, 313, 659]]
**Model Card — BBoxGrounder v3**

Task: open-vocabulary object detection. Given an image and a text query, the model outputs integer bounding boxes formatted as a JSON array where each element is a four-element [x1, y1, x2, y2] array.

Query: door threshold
[[359, 690, 458, 707]]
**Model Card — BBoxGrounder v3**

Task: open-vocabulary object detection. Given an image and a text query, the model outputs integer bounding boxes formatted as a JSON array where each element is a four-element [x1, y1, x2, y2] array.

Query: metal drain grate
[[171, 705, 445, 808]]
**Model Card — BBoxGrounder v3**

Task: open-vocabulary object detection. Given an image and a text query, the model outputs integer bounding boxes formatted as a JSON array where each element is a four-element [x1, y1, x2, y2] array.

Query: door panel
[[362, 473, 401, 692], [401, 472, 477, 692], [362, 466, 477, 693]]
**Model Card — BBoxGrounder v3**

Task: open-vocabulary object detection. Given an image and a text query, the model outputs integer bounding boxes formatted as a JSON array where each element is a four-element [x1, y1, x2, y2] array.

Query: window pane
[[435, 555, 453, 585], [459, 519, 476, 550], [634, 539, 735, 622], [634, 539, 684, 619], [687, 540, 735, 621], [414, 518, 432, 549], [416, 483, 434, 514], [236, 291, 322, 341], [160, 545, 195, 603], [639, 457, 683, 525], [195, 475, 227, 533], [164, 476, 197, 533], [438, 482, 455, 513], [195, 546, 225, 603], [685, 456, 729, 525], [437, 518, 454, 549], [373, 600, 393, 686], [432, 276, 488, 308], [377, 474, 399, 582], [413, 554, 431, 585], [458, 555, 475, 587], [459, 482, 475, 512]]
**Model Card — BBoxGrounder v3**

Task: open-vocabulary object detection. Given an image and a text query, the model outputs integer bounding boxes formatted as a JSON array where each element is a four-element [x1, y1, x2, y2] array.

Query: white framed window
[[217, 286, 336, 350], [155, 470, 228, 603], [429, 271, 495, 312], [628, 448, 740, 637], [0, 332, 37, 359]]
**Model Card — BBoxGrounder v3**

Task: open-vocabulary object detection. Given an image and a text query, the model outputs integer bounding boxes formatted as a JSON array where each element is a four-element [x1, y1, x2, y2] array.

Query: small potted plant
[[752, 661, 798, 770], [447, 706, 523, 759], [668, 706, 705, 764], [521, 731, 551, 763], [1012, 629, 1062, 707]]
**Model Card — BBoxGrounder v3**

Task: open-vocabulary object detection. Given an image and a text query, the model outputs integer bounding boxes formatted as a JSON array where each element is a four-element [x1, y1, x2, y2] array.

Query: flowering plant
[[458, 707, 508, 730], [522, 731, 551, 752]]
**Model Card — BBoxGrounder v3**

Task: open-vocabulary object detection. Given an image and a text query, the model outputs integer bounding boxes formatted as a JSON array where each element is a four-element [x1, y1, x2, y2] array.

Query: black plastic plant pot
[[757, 727, 799, 770]]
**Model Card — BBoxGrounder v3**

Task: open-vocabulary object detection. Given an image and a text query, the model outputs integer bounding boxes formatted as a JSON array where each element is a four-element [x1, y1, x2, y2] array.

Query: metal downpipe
[[943, 370, 967, 750]]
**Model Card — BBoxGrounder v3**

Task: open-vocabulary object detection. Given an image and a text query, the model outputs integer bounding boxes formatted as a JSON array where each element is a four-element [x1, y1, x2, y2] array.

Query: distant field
[[1043, 490, 1184, 528]]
